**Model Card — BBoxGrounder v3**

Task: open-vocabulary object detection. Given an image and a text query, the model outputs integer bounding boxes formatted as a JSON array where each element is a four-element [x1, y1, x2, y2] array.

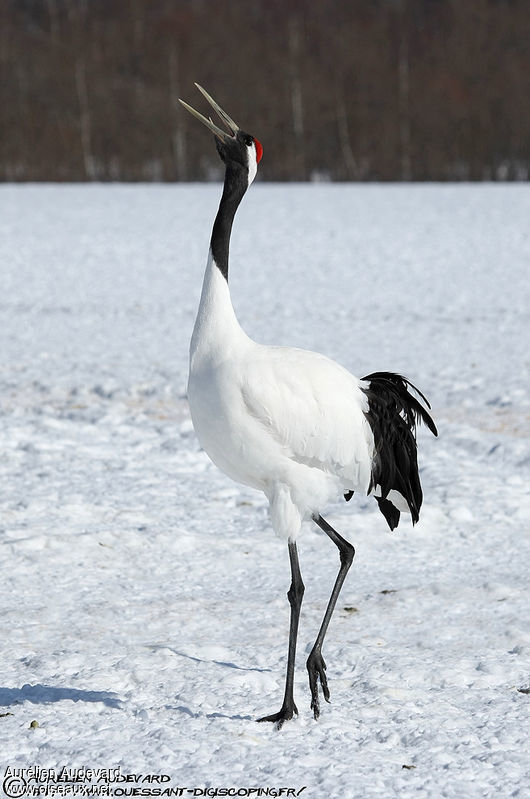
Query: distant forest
[[2, 0, 529, 181]]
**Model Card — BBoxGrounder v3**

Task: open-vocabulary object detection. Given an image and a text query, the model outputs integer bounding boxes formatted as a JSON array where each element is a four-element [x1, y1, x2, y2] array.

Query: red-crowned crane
[[179, 85, 437, 728]]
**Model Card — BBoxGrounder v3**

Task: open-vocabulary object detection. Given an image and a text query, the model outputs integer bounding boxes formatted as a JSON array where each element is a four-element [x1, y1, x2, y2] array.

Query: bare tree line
[[1, 0, 529, 181]]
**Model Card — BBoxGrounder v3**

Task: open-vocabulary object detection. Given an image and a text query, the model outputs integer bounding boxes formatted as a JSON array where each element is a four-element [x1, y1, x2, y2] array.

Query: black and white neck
[[178, 84, 262, 284], [190, 136, 260, 364], [210, 136, 259, 281], [179, 85, 263, 361]]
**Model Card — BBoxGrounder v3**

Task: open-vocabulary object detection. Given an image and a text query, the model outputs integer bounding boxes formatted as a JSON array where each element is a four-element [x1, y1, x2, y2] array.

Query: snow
[[1, 183, 529, 798]]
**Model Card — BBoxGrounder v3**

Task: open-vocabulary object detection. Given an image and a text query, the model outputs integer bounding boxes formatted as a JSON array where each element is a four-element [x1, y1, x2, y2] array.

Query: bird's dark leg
[[307, 514, 355, 719], [257, 539, 304, 729]]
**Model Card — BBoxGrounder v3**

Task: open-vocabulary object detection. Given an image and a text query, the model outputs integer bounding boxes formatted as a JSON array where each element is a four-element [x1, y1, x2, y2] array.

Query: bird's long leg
[[257, 539, 304, 729], [307, 514, 355, 719]]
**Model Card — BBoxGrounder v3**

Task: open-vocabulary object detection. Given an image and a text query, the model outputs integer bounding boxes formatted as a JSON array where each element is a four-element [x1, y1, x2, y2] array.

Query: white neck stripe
[[247, 143, 258, 187]]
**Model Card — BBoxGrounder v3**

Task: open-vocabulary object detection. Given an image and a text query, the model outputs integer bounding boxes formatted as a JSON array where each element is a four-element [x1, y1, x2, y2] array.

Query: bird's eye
[[245, 136, 253, 147]]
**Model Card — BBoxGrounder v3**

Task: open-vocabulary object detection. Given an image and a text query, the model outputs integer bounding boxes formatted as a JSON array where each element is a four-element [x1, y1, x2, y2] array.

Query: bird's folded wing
[[240, 346, 372, 478]]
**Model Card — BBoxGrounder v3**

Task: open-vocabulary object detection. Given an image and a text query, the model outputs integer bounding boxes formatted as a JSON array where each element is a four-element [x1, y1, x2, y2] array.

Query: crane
[[179, 84, 437, 728]]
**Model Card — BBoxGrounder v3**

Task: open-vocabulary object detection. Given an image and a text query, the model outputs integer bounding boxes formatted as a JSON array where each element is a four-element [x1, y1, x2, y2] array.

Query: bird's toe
[[257, 701, 298, 729], [307, 649, 331, 719]]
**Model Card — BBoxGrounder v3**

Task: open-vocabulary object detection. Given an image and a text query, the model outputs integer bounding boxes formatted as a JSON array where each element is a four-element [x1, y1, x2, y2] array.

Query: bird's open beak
[[179, 84, 239, 142]]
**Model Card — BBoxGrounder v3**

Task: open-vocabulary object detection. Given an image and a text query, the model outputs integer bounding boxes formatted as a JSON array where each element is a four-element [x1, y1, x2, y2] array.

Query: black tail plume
[[360, 372, 437, 529]]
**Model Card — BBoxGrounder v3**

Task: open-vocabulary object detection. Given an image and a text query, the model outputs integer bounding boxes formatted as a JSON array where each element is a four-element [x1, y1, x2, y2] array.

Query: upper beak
[[179, 84, 239, 142]]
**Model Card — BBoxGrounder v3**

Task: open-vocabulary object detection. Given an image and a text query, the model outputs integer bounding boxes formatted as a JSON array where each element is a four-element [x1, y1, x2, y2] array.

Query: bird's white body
[[188, 254, 375, 540]]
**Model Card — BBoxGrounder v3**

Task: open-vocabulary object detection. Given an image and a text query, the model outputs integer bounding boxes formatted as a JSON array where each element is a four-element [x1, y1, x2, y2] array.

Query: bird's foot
[[257, 700, 298, 730], [307, 648, 330, 720]]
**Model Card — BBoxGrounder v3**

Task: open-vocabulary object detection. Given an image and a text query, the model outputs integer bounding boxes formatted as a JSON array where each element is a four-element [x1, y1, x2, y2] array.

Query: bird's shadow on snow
[[0, 684, 122, 709], [150, 647, 268, 721], [174, 705, 253, 722], [154, 645, 272, 674]]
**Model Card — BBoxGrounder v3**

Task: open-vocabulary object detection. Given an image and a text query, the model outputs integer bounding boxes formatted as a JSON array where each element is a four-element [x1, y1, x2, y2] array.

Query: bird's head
[[179, 84, 263, 187]]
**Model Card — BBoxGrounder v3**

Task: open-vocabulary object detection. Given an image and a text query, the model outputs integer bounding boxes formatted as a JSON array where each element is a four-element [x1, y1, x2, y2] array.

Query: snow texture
[[1, 184, 529, 798]]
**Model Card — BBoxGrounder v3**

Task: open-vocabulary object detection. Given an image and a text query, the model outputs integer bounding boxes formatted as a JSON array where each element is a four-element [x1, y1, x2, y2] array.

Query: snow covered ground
[[1, 183, 529, 798]]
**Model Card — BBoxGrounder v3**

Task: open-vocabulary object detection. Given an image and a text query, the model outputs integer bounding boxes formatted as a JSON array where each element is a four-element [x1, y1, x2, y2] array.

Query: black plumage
[[360, 372, 438, 530]]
